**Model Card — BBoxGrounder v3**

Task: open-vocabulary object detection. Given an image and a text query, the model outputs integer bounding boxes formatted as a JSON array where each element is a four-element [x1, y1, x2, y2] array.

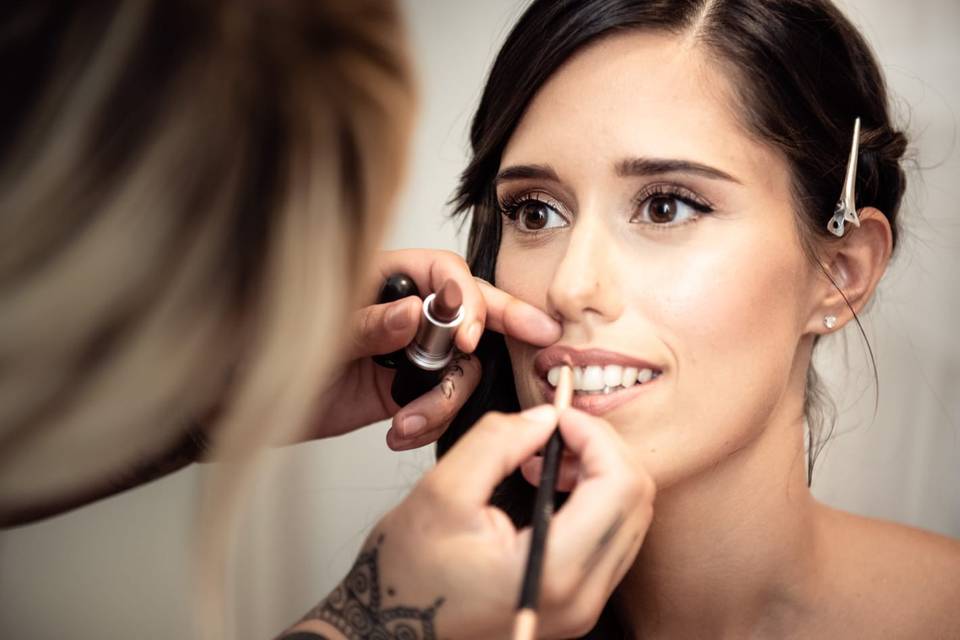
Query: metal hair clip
[[827, 117, 862, 237]]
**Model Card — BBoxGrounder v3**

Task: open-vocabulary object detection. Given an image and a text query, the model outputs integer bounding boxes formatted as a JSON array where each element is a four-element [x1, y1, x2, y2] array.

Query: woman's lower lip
[[537, 376, 659, 415]]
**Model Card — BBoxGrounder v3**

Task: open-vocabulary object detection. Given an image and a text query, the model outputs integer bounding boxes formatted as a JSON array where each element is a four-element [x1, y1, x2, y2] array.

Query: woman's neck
[[618, 410, 825, 638]]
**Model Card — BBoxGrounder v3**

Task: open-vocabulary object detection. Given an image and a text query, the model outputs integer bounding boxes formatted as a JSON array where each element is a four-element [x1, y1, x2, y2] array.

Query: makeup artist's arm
[[308, 249, 561, 447], [280, 407, 656, 640], [2, 251, 551, 527]]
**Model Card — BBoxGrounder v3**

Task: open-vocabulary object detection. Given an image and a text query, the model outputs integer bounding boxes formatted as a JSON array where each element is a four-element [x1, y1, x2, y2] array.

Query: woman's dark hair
[[438, 0, 907, 636]]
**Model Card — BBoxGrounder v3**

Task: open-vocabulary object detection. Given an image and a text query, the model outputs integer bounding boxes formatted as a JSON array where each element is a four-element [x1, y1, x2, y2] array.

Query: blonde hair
[[0, 0, 414, 635]]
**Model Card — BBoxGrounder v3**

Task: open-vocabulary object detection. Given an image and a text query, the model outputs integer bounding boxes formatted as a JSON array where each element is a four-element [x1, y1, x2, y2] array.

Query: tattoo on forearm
[[301, 534, 445, 640], [581, 511, 626, 575]]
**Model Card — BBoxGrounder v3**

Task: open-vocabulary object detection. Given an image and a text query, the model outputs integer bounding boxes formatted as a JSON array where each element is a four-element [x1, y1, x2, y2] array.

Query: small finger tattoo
[[438, 354, 470, 401], [440, 377, 455, 400]]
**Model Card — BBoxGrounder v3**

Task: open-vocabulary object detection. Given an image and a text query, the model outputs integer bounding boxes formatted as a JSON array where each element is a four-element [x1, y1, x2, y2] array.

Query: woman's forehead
[[501, 30, 786, 193]]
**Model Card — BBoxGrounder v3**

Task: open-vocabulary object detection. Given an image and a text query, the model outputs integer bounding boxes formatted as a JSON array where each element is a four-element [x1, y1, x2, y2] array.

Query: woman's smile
[[534, 345, 665, 415]]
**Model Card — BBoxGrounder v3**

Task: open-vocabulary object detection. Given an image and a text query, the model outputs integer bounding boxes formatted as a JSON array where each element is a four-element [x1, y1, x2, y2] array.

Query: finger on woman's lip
[[520, 451, 581, 492], [506, 299, 563, 346], [474, 279, 561, 348]]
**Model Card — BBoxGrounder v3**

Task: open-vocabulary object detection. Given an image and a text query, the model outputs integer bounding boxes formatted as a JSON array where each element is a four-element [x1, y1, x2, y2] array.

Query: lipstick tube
[[405, 292, 465, 370], [374, 273, 465, 407]]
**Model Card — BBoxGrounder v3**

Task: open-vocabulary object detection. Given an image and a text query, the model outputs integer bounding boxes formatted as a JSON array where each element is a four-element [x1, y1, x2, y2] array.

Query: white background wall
[[1, 1, 957, 637]]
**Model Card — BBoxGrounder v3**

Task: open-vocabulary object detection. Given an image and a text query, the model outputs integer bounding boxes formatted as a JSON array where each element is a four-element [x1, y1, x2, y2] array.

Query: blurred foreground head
[[0, 1, 414, 521]]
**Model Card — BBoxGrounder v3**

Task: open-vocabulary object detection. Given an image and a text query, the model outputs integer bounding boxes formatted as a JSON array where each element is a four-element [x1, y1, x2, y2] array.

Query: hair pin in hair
[[827, 117, 862, 237]]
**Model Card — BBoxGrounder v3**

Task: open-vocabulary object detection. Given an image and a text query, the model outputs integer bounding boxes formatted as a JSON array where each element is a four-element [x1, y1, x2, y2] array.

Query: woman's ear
[[806, 207, 893, 335]]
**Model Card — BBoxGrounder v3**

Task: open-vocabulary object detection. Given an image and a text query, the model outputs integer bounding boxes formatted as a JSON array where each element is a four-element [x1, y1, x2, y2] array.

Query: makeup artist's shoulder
[[818, 505, 960, 637]]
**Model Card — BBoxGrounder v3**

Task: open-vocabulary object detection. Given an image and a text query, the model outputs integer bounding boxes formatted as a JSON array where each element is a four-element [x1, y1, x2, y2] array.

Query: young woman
[[441, 0, 960, 637]]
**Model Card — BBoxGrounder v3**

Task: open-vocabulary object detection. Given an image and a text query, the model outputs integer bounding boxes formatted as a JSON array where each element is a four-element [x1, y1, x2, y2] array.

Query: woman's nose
[[546, 217, 623, 325]]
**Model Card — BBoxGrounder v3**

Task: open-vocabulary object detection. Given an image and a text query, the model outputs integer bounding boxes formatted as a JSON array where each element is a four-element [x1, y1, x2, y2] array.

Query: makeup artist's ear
[[806, 207, 893, 334]]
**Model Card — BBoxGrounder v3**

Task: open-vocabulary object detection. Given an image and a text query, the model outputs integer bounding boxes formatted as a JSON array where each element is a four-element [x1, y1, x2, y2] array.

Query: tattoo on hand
[[439, 377, 454, 400], [439, 353, 469, 401], [301, 534, 445, 640]]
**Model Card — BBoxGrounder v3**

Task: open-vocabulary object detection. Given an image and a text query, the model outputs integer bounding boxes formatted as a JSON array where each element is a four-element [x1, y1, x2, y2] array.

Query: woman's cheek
[[496, 245, 551, 305], [652, 226, 802, 349], [639, 239, 802, 423]]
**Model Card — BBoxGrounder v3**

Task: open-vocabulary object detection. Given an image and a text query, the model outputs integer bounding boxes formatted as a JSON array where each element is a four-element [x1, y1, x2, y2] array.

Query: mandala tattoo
[[301, 534, 445, 640]]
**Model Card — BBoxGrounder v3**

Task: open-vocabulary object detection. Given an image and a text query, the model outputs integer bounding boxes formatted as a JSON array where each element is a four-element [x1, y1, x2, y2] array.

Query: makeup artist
[[0, 2, 648, 638]]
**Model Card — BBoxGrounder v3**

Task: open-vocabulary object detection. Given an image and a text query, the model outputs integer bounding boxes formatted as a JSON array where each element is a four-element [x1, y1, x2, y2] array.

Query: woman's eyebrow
[[494, 164, 559, 185], [616, 157, 742, 184]]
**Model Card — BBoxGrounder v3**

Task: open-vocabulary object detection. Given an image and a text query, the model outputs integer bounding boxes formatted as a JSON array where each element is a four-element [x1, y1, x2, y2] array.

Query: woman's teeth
[[546, 364, 659, 394]]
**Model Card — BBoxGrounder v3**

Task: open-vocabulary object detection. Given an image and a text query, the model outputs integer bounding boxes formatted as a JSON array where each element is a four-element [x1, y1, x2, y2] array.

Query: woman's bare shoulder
[[818, 505, 960, 637]]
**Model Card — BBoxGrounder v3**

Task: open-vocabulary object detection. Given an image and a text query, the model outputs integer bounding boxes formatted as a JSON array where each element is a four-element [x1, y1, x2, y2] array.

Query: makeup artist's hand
[[283, 406, 656, 640], [309, 249, 561, 446]]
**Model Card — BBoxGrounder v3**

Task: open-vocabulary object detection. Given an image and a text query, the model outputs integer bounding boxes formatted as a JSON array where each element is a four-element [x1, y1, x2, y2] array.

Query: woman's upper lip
[[534, 345, 663, 377]]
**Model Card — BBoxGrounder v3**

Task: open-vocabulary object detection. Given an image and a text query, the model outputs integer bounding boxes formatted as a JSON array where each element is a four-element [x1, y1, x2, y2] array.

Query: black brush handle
[[517, 428, 564, 611]]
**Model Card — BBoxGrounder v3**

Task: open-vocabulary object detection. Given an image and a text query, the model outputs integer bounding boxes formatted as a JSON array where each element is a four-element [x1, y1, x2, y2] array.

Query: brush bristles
[[512, 608, 537, 640], [554, 365, 573, 411]]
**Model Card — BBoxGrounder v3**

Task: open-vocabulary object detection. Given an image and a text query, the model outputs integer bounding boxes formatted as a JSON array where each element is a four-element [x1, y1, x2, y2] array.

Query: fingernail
[[399, 414, 427, 438], [521, 405, 557, 426], [386, 301, 412, 331], [387, 428, 408, 450]]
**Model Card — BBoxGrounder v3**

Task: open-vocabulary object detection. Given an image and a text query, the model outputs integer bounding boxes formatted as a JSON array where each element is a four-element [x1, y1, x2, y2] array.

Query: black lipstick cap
[[372, 273, 420, 369]]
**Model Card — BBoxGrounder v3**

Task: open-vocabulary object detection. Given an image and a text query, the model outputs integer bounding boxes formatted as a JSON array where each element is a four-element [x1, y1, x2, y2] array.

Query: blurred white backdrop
[[1, 1, 957, 638]]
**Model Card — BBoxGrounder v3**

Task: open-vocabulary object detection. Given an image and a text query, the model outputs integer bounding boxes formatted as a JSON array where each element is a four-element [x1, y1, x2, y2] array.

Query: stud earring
[[824, 315, 838, 330]]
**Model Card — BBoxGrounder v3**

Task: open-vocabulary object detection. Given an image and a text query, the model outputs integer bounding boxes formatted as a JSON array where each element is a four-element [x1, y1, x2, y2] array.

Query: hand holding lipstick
[[307, 249, 562, 446]]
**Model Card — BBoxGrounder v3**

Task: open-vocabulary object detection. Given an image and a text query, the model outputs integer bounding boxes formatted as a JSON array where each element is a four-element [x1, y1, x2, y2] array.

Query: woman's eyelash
[[498, 193, 523, 219], [498, 191, 554, 219]]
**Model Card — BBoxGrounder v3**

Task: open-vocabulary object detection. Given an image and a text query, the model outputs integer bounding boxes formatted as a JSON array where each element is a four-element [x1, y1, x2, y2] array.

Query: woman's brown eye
[[520, 203, 550, 230], [501, 195, 567, 232], [648, 196, 678, 223]]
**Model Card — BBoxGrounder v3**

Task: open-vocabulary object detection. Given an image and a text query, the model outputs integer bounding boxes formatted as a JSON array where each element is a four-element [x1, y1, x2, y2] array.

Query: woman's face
[[495, 32, 822, 488]]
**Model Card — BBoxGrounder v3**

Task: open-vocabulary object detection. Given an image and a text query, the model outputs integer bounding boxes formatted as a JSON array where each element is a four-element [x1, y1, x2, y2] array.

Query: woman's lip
[[534, 346, 662, 377], [537, 374, 660, 416]]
